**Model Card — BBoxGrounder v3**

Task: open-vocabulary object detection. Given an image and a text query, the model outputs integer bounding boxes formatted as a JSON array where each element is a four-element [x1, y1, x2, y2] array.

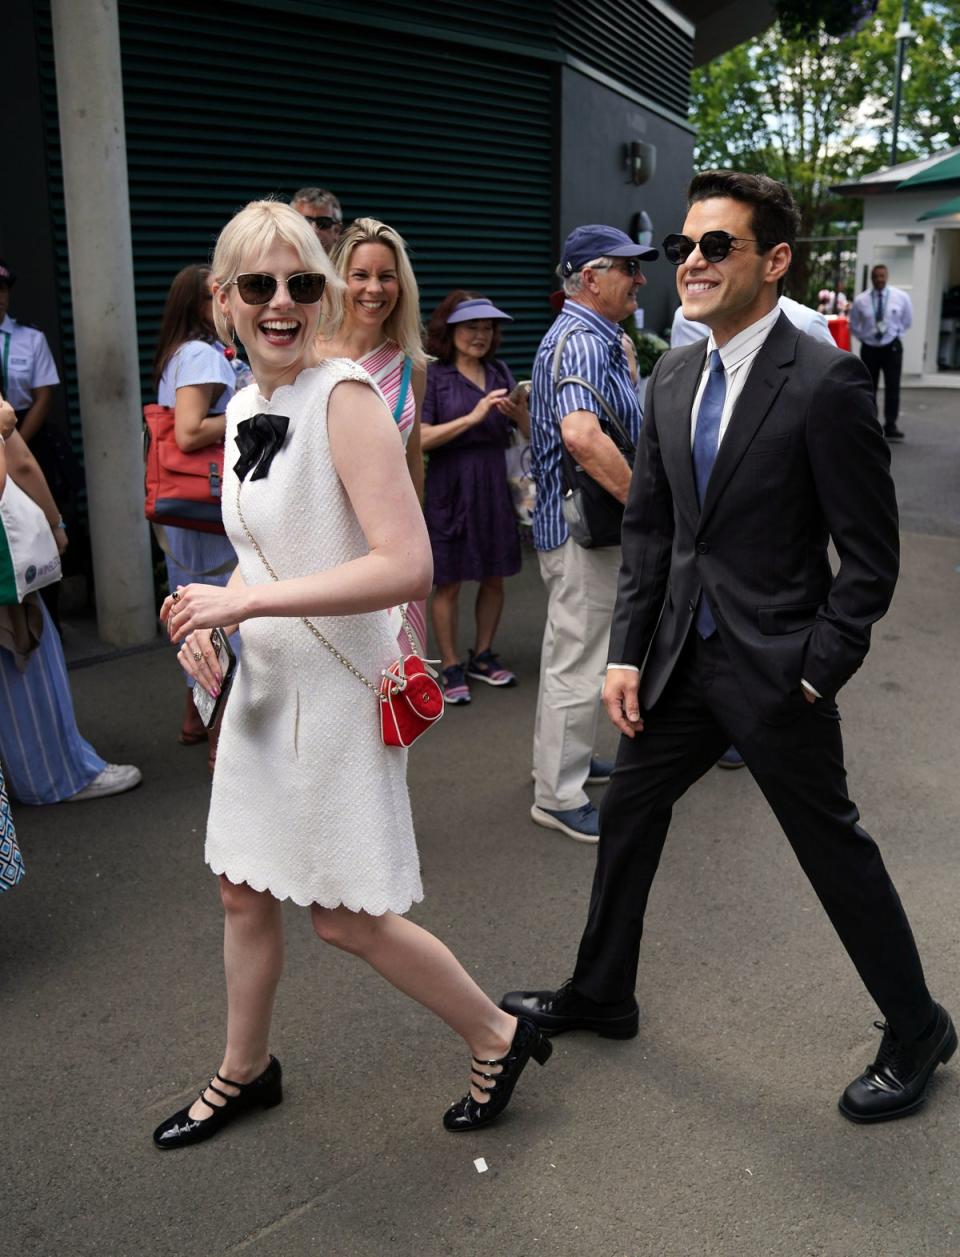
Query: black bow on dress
[[234, 412, 291, 482]]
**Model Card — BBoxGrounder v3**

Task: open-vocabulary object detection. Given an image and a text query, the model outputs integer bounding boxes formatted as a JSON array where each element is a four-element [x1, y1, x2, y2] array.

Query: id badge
[[875, 319, 887, 336]]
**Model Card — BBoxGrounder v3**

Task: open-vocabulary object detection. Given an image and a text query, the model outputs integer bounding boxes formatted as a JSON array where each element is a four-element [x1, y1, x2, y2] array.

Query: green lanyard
[[0, 331, 9, 398]]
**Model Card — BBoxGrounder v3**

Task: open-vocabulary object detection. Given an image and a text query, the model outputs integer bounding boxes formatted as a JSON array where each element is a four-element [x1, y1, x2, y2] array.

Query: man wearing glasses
[[291, 186, 343, 252], [504, 171, 953, 1125], [528, 225, 657, 843]]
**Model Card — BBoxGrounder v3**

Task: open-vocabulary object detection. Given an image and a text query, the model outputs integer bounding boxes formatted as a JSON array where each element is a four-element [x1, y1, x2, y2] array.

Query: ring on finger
[[193, 650, 203, 662], [172, 591, 181, 603]]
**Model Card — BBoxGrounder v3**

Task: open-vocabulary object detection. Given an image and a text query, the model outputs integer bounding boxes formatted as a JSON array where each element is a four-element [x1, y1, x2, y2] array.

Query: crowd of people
[[2, 168, 947, 1147]]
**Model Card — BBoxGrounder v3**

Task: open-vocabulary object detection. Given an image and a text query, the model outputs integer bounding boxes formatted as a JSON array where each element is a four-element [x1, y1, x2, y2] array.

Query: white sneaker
[[66, 763, 142, 802]]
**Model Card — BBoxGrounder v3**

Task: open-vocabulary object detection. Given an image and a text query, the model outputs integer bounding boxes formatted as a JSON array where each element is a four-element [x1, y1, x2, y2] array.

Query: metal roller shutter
[[37, 0, 556, 460]]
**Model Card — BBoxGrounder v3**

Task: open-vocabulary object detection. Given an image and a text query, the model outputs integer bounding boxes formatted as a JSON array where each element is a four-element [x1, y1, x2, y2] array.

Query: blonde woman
[[319, 217, 427, 653], [154, 201, 551, 1150]]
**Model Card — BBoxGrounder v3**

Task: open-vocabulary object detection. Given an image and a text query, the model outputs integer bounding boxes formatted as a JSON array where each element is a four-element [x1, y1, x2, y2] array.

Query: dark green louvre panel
[[38, 0, 555, 454], [556, 0, 692, 117]]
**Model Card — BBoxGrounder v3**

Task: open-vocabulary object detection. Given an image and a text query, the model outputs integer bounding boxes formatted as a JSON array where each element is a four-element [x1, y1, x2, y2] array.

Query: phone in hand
[[191, 627, 238, 729]]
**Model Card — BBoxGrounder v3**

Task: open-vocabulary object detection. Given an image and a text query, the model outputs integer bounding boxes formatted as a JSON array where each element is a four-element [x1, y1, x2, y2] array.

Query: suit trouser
[[572, 631, 934, 1039], [860, 340, 903, 426], [532, 538, 621, 811]]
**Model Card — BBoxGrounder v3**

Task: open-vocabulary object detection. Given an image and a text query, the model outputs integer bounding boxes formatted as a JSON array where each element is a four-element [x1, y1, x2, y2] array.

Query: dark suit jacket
[[606, 313, 899, 723]]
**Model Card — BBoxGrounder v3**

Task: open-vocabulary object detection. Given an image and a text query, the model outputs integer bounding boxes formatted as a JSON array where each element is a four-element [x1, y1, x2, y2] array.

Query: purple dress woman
[[422, 358, 521, 588]]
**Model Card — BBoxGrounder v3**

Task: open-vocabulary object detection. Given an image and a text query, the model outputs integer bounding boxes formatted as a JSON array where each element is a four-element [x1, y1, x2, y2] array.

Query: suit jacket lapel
[[654, 343, 705, 531], [698, 314, 797, 528]]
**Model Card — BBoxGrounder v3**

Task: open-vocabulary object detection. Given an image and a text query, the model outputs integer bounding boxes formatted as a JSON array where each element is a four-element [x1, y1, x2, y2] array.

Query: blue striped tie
[[692, 349, 726, 638]]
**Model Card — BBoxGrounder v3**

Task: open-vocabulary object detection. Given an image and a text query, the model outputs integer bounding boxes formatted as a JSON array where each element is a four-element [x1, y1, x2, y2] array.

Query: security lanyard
[[0, 331, 9, 397]]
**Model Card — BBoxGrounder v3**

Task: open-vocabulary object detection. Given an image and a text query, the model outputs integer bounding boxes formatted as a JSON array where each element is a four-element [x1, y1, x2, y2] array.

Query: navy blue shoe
[[586, 757, 614, 785], [717, 746, 745, 770], [530, 802, 599, 843]]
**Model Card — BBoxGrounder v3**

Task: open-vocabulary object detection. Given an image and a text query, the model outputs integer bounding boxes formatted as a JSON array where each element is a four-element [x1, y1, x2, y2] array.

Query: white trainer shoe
[[66, 763, 142, 802]]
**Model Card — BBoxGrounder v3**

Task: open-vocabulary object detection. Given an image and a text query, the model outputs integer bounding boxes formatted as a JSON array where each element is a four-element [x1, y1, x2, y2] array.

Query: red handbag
[[379, 655, 445, 747], [143, 403, 226, 534]]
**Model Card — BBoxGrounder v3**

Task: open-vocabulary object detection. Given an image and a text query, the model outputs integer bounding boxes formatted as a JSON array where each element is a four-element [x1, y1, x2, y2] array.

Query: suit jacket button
[[688, 599, 695, 612], [696, 541, 709, 554]]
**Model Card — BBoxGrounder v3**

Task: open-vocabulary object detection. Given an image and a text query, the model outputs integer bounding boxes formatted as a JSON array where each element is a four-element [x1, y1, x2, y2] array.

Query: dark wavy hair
[[152, 264, 215, 389], [425, 289, 503, 365]]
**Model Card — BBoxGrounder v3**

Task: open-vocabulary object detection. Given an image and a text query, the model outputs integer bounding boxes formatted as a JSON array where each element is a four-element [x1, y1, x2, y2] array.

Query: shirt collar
[[0, 314, 14, 334], [560, 300, 622, 345], [708, 304, 781, 373]]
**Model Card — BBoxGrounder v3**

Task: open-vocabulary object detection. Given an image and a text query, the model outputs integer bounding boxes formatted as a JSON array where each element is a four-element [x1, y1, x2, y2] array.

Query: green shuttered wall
[[38, 0, 556, 443]]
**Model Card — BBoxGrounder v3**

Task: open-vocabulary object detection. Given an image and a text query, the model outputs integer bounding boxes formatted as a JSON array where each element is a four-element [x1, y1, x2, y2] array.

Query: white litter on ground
[[474, 1158, 488, 1173]]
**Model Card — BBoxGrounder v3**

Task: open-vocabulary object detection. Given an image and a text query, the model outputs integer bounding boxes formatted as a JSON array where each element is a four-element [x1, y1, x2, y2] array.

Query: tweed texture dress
[[205, 359, 424, 914]]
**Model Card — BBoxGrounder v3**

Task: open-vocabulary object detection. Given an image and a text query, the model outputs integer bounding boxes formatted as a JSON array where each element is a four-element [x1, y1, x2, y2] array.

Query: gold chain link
[[235, 480, 400, 698]]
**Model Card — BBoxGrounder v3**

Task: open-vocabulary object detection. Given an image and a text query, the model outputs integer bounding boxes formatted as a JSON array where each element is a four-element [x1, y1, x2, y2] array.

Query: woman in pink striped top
[[319, 218, 427, 652]]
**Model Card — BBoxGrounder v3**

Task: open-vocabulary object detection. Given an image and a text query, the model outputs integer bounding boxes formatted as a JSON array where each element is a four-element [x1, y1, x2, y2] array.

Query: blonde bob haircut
[[329, 217, 426, 368], [211, 199, 345, 344]]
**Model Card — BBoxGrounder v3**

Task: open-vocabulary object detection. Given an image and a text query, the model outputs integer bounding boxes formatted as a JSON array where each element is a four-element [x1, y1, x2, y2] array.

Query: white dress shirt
[[671, 296, 834, 349], [848, 285, 913, 348]]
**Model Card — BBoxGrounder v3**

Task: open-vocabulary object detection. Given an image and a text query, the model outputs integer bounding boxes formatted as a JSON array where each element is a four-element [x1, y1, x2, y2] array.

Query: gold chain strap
[[235, 480, 394, 697]]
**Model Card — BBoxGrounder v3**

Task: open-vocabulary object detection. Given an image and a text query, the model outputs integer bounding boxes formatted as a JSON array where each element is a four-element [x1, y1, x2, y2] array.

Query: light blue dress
[[0, 600, 106, 805], [157, 341, 242, 682]]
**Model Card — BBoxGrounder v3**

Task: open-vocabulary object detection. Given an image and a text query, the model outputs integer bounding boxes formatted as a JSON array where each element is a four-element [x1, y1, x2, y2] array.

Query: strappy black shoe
[[443, 1018, 552, 1132], [153, 1056, 282, 1149]]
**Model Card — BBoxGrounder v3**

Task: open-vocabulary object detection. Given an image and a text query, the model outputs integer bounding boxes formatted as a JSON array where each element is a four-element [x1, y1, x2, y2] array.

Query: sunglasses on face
[[662, 231, 775, 266], [612, 258, 644, 277], [230, 272, 327, 305], [301, 214, 342, 230]]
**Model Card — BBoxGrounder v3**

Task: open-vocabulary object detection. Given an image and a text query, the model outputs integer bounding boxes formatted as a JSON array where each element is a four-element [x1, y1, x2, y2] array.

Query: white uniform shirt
[[671, 296, 834, 348], [0, 314, 60, 411], [848, 285, 912, 349]]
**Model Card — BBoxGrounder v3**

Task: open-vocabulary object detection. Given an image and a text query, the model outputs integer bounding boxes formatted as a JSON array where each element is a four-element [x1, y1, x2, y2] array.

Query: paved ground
[[3, 391, 959, 1257]]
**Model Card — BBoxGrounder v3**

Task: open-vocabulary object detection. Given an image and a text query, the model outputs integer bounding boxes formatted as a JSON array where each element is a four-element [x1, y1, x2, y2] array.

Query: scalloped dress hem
[[207, 857, 425, 917]]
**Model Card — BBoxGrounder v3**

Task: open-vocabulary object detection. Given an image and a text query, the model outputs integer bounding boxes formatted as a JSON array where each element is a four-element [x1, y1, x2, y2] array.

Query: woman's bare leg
[[188, 877, 284, 1119], [474, 576, 505, 655], [431, 582, 462, 670], [311, 906, 517, 1101]]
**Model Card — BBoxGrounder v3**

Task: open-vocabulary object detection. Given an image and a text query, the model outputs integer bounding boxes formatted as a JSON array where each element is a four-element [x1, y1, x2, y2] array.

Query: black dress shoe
[[884, 424, 905, 441], [153, 1056, 282, 1149], [499, 979, 639, 1039], [443, 1017, 552, 1132], [839, 1004, 956, 1124]]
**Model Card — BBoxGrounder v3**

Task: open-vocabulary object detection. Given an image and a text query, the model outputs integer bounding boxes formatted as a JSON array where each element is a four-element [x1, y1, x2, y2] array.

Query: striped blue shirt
[[530, 302, 643, 551]]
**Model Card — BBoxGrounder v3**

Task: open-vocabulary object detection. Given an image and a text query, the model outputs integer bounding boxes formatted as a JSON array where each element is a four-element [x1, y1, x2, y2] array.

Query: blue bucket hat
[[446, 297, 513, 324], [560, 225, 658, 276]]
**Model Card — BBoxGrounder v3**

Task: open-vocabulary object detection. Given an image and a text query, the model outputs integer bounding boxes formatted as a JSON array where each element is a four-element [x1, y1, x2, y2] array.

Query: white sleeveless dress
[[205, 359, 424, 914]]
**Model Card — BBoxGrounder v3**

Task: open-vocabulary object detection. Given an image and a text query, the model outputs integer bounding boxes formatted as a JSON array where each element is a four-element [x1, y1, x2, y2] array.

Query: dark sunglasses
[[612, 258, 645, 276], [662, 231, 776, 266], [231, 272, 327, 305], [300, 214, 342, 230]]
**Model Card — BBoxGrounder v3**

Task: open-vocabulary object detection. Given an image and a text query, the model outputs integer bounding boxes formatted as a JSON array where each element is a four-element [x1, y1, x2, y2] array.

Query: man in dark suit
[[502, 171, 954, 1123]]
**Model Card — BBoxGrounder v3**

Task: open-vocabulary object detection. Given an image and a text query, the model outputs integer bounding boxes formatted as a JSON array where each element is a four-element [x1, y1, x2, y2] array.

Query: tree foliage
[[690, 0, 960, 300]]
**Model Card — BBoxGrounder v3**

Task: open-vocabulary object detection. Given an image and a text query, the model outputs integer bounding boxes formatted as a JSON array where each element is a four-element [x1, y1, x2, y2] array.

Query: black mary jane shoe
[[443, 1017, 552, 1133], [153, 1055, 282, 1150], [839, 1004, 956, 1124]]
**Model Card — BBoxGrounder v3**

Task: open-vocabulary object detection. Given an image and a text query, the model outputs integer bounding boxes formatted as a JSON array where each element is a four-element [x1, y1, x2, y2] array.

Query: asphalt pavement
[[2, 389, 959, 1257]]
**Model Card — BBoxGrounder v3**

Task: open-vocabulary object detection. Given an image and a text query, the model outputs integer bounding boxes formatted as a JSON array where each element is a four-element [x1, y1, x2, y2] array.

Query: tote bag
[[143, 403, 226, 535], [0, 475, 62, 604]]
